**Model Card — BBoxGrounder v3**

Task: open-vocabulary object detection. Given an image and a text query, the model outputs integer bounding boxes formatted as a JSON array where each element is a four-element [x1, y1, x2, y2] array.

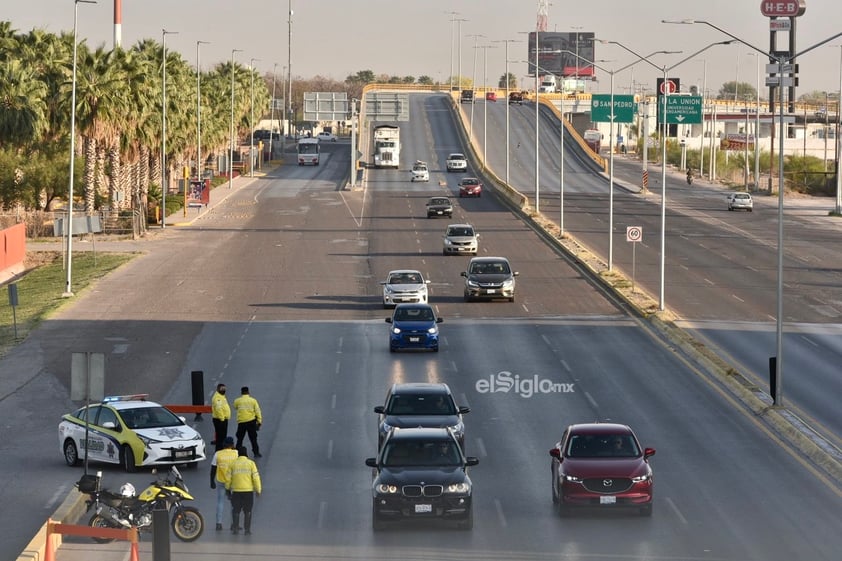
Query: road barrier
[[44, 520, 138, 561]]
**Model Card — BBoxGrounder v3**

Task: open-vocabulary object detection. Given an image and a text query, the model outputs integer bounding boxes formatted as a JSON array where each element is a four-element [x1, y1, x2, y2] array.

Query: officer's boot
[[231, 513, 240, 534], [244, 511, 252, 535]]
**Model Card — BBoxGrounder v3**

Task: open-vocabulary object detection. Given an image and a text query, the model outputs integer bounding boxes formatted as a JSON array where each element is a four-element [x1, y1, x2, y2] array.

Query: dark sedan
[[550, 422, 655, 516]]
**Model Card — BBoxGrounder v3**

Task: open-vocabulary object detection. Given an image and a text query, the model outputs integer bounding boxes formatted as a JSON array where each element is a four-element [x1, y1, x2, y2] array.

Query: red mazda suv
[[549, 423, 655, 516]]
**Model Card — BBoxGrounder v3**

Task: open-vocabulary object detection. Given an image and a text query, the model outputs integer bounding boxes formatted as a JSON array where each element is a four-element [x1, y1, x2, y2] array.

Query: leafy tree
[[498, 72, 517, 89], [717, 81, 757, 101], [418, 75, 433, 85]]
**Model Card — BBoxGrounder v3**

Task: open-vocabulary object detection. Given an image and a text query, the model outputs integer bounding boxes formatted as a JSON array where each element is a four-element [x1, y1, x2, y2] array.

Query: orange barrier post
[[43, 519, 56, 561], [129, 527, 139, 561]]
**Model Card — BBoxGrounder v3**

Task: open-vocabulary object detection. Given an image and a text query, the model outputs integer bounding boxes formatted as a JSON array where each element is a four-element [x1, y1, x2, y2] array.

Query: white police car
[[59, 394, 206, 472]]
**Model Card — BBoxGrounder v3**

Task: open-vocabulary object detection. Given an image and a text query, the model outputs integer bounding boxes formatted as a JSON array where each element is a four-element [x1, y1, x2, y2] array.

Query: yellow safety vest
[[212, 391, 231, 421], [234, 394, 262, 424], [227, 456, 262, 494], [213, 448, 239, 484]]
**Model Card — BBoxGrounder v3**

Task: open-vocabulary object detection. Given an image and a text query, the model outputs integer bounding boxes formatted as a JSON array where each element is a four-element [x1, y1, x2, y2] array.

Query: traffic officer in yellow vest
[[209, 436, 238, 531], [234, 386, 262, 458], [211, 383, 231, 451], [226, 446, 262, 535]]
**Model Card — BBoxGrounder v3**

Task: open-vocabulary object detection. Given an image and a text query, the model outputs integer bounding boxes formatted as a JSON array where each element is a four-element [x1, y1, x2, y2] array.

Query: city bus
[[297, 138, 320, 165]]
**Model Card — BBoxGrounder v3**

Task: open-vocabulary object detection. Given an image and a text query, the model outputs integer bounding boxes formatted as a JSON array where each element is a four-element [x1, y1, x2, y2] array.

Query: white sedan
[[317, 131, 337, 142], [380, 270, 430, 308]]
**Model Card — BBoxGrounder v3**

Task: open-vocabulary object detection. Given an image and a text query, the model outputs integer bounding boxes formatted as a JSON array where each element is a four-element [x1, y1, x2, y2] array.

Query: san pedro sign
[[591, 95, 636, 123]]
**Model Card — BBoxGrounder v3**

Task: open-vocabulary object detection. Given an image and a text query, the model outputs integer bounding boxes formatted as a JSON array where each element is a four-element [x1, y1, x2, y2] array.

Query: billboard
[[527, 32, 596, 78]]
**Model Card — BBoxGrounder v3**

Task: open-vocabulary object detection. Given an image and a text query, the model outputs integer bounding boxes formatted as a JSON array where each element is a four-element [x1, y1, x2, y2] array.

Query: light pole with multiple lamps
[[229, 49, 242, 189], [64, 0, 96, 297], [478, 44, 496, 167], [269, 63, 278, 159], [467, 34, 485, 138], [519, 30, 541, 213], [492, 39, 522, 188], [249, 58, 260, 177], [161, 29, 178, 229], [603, 38, 734, 309], [665, 19, 842, 406]]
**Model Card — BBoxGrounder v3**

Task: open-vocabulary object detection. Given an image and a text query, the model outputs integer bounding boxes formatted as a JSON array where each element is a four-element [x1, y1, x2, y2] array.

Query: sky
[[4, 0, 842, 98]]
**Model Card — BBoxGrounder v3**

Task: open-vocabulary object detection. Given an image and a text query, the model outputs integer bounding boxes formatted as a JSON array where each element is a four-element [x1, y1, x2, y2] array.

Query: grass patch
[[0, 252, 136, 357]]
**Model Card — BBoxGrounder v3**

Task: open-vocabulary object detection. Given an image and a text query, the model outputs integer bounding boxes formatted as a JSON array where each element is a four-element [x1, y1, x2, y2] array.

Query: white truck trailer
[[373, 124, 400, 169]]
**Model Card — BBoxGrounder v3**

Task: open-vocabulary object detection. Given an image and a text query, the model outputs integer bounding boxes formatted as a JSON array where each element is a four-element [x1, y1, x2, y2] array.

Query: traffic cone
[[130, 541, 139, 561], [44, 519, 56, 561]]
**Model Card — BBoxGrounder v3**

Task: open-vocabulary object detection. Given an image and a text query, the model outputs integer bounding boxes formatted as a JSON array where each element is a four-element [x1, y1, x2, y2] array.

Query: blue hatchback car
[[386, 303, 442, 352]]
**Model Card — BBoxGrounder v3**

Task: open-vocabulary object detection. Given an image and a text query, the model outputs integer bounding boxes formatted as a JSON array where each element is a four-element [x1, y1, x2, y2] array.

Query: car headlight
[[427, 326, 438, 334], [445, 482, 471, 493], [385, 287, 394, 295], [138, 434, 161, 447], [376, 484, 399, 494], [449, 421, 464, 436], [632, 474, 652, 483], [466, 279, 479, 288], [392, 327, 401, 334], [502, 279, 515, 288], [444, 239, 453, 246], [564, 474, 582, 483], [380, 422, 393, 433]]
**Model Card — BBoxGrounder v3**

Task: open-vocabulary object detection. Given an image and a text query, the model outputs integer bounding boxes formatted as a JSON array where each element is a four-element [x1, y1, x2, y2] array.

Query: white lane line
[[331, 394, 337, 410], [46, 484, 68, 509], [475, 437, 488, 458], [800, 335, 819, 347], [317, 501, 327, 529], [731, 294, 745, 302], [665, 497, 688, 525], [494, 498, 508, 527], [584, 391, 598, 409], [327, 439, 334, 461]]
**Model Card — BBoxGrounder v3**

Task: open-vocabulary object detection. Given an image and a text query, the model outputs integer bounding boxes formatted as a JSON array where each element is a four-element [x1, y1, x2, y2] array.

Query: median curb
[[16, 488, 88, 561]]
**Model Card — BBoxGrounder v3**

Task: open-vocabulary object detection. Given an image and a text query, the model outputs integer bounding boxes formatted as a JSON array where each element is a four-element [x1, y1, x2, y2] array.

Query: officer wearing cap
[[210, 436, 238, 531]]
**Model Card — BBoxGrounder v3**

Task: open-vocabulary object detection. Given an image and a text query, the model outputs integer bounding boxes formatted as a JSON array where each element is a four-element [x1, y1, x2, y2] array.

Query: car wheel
[[728, 206, 733, 211], [748, 208, 753, 212], [464, 293, 471, 302], [551, 473, 559, 504], [389, 346, 397, 353], [457, 508, 473, 530], [640, 503, 653, 517], [372, 504, 387, 531], [121, 445, 136, 473], [432, 345, 439, 353], [63, 439, 80, 467], [443, 250, 447, 255], [509, 295, 515, 303]]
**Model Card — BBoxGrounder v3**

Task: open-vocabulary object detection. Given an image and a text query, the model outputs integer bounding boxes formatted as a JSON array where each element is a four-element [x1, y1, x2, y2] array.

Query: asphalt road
[[4, 98, 840, 561]]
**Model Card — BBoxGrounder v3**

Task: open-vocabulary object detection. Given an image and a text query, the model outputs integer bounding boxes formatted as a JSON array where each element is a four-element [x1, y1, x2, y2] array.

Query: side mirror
[[458, 406, 471, 414], [513, 271, 520, 277], [385, 318, 392, 324], [460, 271, 468, 278], [101, 421, 117, 430], [465, 457, 479, 467], [436, 317, 443, 323], [365, 458, 378, 468], [549, 448, 561, 459], [644, 447, 656, 460], [373, 405, 385, 414]]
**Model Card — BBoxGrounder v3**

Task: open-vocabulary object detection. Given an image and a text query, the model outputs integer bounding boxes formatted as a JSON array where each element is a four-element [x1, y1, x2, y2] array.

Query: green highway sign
[[591, 94, 636, 123], [658, 95, 703, 124]]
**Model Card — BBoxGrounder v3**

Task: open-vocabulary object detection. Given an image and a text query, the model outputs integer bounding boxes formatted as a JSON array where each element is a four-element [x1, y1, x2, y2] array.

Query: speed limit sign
[[626, 226, 642, 243]]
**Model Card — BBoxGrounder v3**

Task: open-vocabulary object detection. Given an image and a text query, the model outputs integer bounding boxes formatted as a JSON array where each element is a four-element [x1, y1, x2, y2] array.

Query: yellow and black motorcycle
[[77, 465, 204, 542]]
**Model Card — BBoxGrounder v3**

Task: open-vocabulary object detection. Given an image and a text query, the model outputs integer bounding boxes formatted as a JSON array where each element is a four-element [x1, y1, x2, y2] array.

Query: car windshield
[[566, 434, 640, 458], [386, 393, 456, 415], [393, 307, 434, 322], [120, 406, 183, 430], [382, 440, 461, 467], [448, 227, 474, 237], [389, 273, 422, 285], [430, 198, 449, 206], [462, 179, 479, 185], [449, 154, 464, 160], [471, 261, 509, 274]]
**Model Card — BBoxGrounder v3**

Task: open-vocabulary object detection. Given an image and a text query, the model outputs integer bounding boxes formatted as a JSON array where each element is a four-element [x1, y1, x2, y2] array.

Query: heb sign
[[760, 1, 806, 17]]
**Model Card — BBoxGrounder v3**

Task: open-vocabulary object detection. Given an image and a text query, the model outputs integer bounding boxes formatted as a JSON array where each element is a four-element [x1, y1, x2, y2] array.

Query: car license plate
[[409, 336, 420, 342], [600, 496, 617, 505], [436, 211, 444, 214], [414, 504, 432, 513], [174, 449, 193, 459], [485, 289, 497, 294]]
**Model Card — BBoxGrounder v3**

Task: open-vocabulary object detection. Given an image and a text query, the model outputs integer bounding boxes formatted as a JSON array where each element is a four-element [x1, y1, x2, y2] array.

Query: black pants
[[236, 420, 260, 455], [212, 418, 228, 450], [231, 491, 254, 530]]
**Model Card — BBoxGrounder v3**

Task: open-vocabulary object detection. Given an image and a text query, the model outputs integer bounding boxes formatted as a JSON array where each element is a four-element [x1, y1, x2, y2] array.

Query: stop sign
[[760, 0, 806, 17]]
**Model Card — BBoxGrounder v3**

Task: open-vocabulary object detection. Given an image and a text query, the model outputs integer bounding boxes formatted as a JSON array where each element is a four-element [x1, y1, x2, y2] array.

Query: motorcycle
[[686, 171, 694, 185], [76, 465, 204, 542]]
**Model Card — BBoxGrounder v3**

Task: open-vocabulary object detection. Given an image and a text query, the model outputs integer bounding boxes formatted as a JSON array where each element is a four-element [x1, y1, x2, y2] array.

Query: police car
[[58, 394, 206, 472]]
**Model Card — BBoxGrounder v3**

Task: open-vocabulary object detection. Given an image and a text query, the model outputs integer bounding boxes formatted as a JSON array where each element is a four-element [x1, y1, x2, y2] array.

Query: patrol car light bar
[[102, 393, 149, 403]]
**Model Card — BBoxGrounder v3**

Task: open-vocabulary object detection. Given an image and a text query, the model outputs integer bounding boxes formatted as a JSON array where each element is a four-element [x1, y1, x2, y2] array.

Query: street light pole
[[230, 49, 242, 190], [446, 11, 459, 91], [837, 45, 842, 214], [668, 19, 842, 407], [467, 34, 485, 139], [250, 58, 260, 177], [699, 59, 707, 178], [287, 0, 293, 147], [65, 0, 96, 297], [269, 63, 277, 160], [161, 29, 178, 229], [493, 39, 521, 188], [196, 40, 209, 178]]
